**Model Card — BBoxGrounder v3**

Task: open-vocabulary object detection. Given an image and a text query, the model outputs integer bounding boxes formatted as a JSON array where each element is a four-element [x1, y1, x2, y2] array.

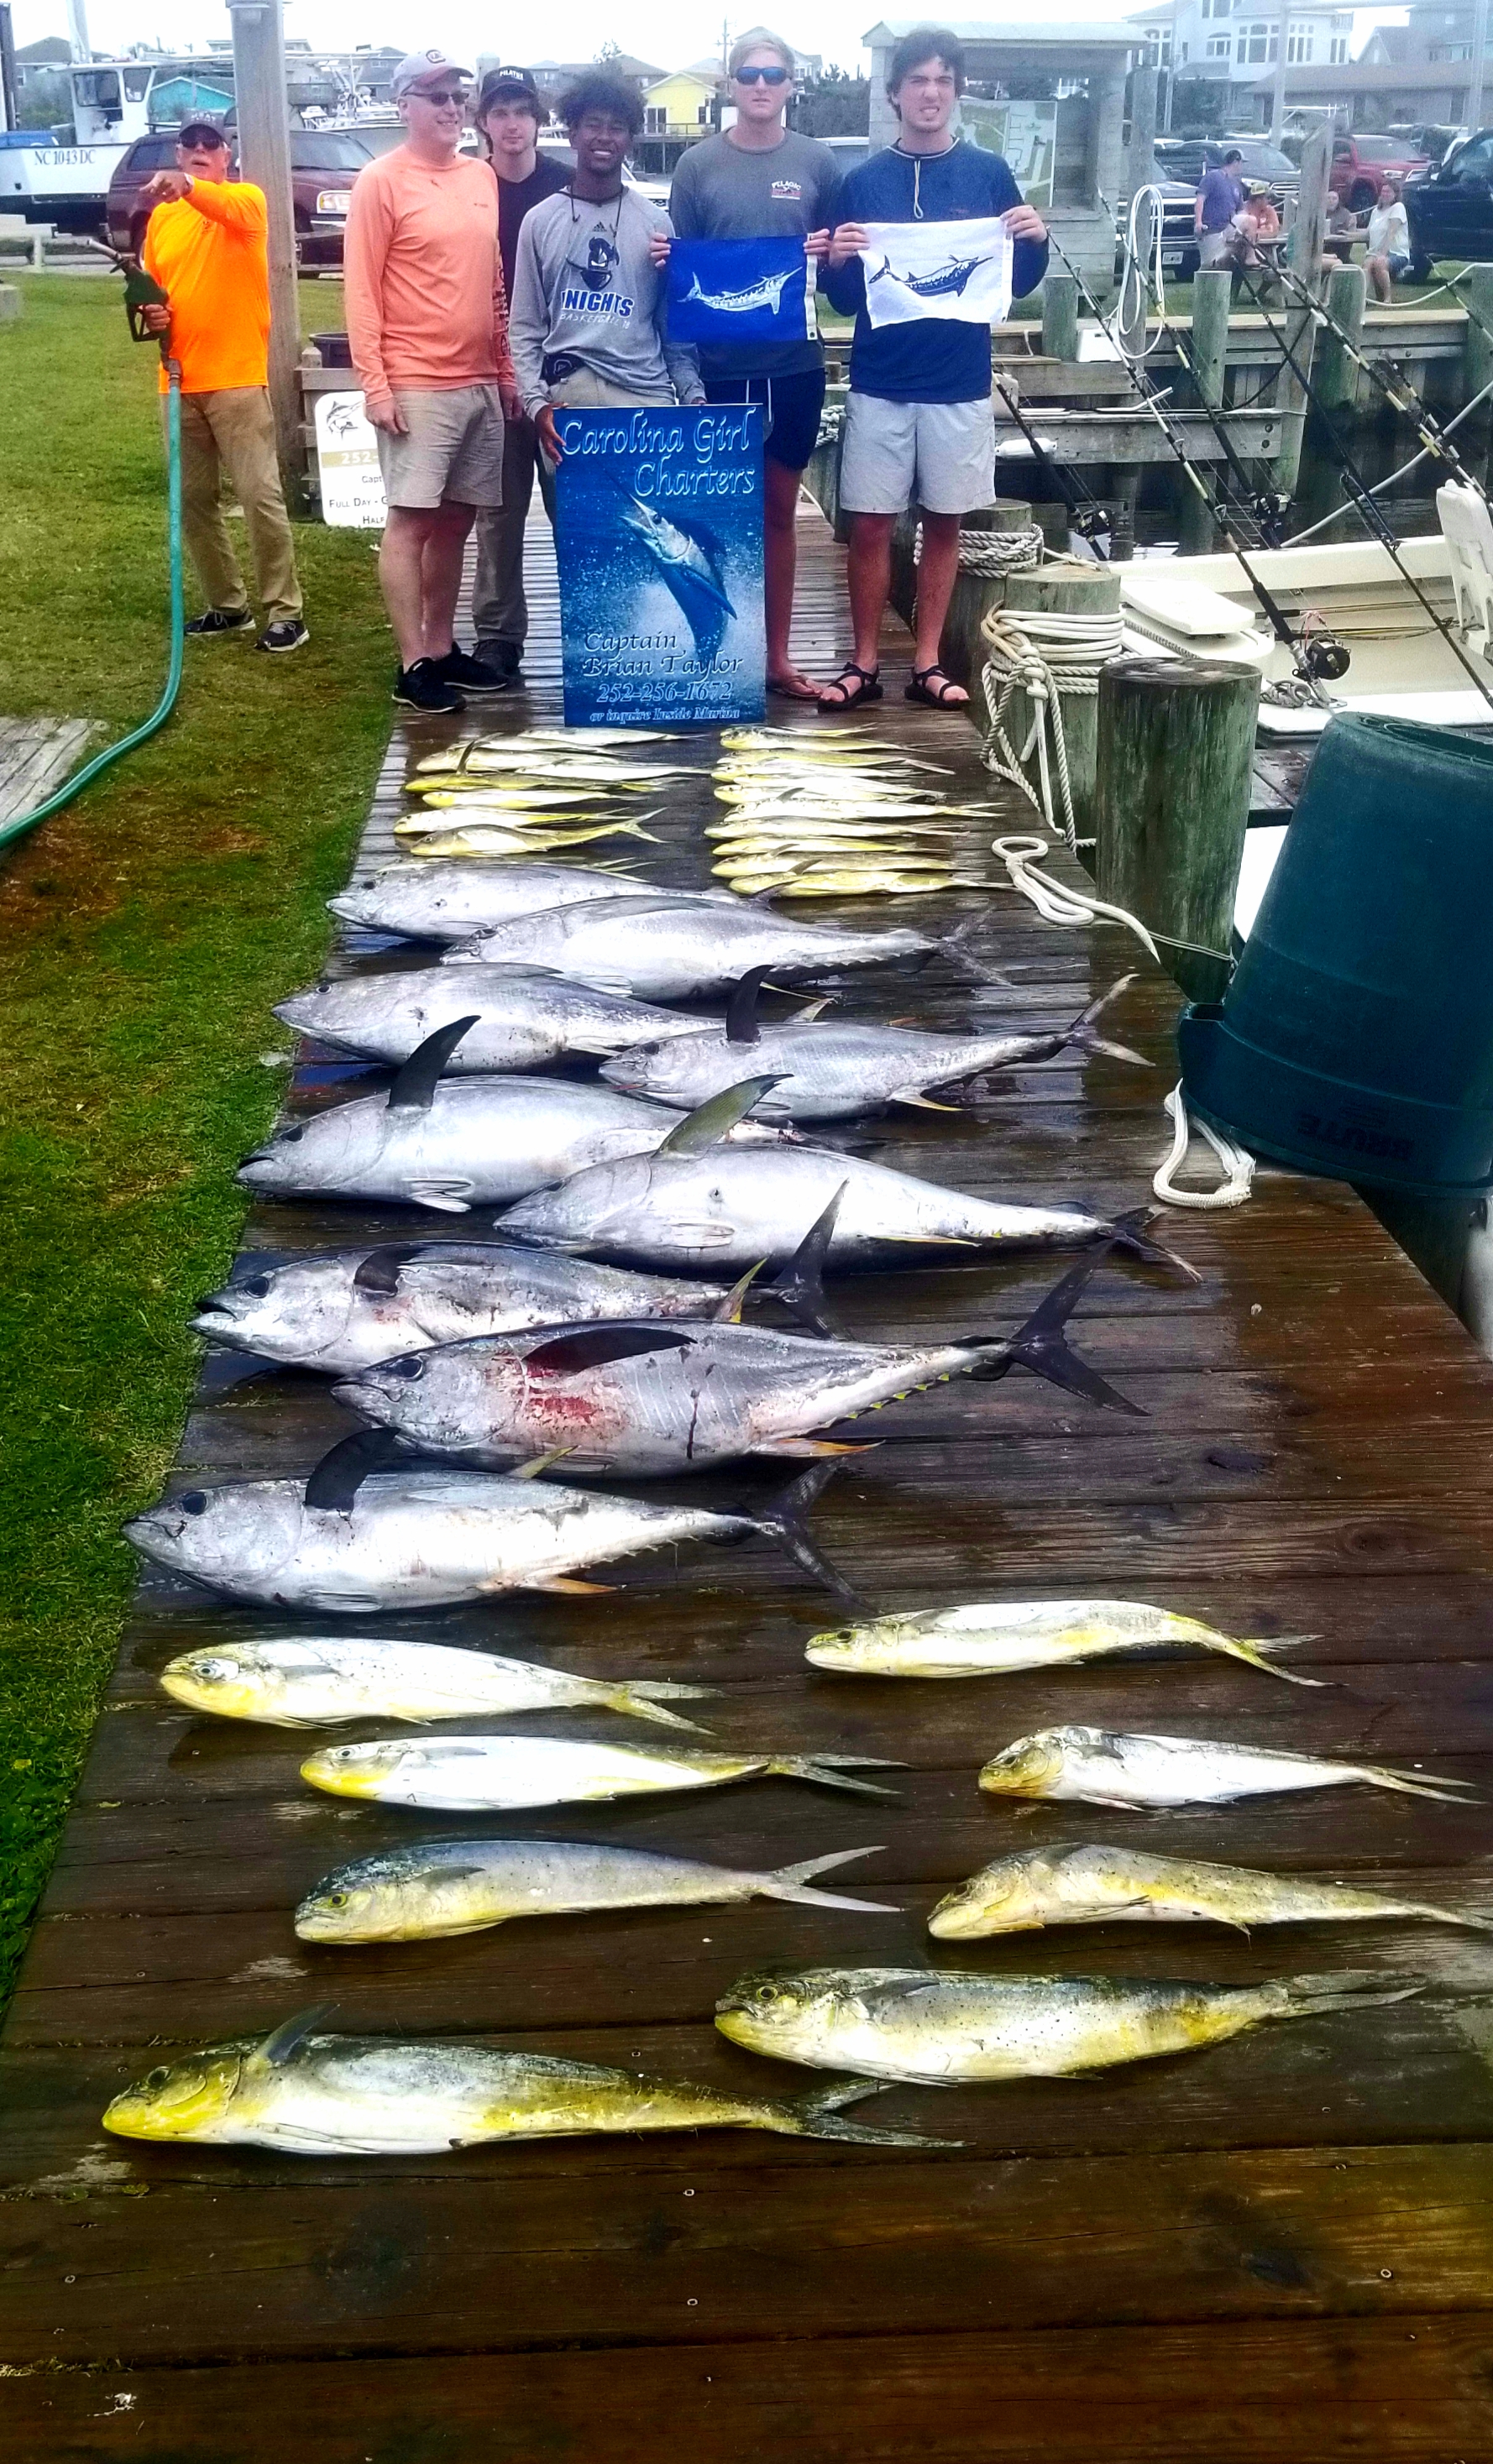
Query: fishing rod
[[1232, 275, 1493, 711], [1043, 230, 1334, 687], [989, 372, 1115, 555]]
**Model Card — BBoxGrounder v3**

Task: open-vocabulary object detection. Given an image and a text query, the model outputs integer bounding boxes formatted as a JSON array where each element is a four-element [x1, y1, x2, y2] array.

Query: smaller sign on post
[[552, 403, 765, 729], [314, 390, 386, 529]]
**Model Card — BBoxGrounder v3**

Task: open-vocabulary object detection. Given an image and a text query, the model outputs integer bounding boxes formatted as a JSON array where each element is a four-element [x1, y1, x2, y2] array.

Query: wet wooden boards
[[5, 504, 1493, 2460]]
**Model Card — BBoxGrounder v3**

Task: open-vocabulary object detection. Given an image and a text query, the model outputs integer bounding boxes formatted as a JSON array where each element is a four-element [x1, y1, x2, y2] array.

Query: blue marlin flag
[[667, 237, 814, 348]]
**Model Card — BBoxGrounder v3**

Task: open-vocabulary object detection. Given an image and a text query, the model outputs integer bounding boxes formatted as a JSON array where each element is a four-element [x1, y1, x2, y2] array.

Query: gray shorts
[[376, 385, 506, 510], [839, 390, 995, 517]]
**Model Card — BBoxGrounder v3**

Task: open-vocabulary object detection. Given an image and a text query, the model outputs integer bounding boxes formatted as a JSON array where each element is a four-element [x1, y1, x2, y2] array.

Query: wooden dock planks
[[5, 502, 1493, 2458]]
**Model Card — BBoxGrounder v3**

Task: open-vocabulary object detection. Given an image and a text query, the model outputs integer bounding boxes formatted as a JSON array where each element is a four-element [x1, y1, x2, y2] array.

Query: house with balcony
[[641, 68, 718, 139], [1126, 0, 1353, 108]]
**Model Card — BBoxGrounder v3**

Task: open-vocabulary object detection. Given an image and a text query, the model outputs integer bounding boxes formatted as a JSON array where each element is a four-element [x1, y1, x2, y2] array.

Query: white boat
[[0, 56, 229, 232]]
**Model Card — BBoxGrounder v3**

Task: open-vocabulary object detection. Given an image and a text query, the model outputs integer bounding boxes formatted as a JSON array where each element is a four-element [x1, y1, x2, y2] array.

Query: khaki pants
[[174, 386, 302, 624], [471, 413, 554, 657]]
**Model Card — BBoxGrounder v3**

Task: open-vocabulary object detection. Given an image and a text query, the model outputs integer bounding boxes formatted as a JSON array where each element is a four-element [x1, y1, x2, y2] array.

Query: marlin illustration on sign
[[685, 264, 798, 317], [610, 480, 736, 659], [868, 248, 1000, 300]]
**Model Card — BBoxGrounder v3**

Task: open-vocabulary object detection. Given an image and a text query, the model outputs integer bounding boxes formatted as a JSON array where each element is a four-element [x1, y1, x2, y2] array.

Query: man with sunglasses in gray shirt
[[664, 29, 838, 699]]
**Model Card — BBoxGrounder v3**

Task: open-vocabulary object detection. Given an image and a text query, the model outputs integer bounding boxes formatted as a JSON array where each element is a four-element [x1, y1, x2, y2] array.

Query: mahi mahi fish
[[123, 1433, 864, 1614], [442, 895, 940, 1001], [715, 1963, 1422, 2083], [977, 1726, 1477, 1808], [301, 1732, 902, 1810], [191, 1241, 733, 1376], [295, 1838, 895, 1942], [327, 861, 737, 944], [274, 966, 705, 1074], [500, 1075, 1194, 1276], [602, 970, 1146, 1121], [333, 1240, 1139, 1478], [235, 1022, 786, 1216], [804, 1598, 1319, 1687], [927, 1842, 1493, 1939], [160, 1635, 716, 1730], [102, 2007, 943, 2153]]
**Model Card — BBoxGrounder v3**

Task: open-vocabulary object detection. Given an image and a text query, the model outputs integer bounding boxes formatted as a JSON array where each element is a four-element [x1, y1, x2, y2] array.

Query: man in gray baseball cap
[[389, 46, 474, 97]]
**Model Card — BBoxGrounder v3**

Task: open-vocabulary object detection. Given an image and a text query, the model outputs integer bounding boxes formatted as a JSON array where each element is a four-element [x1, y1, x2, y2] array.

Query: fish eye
[[387, 1358, 424, 1380], [143, 2065, 170, 2091], [326, 1891, 349, 1908], [278, 1127, 304, 1146], [240, 1274, 272, 1298], [181, 1492, 208, 1516]]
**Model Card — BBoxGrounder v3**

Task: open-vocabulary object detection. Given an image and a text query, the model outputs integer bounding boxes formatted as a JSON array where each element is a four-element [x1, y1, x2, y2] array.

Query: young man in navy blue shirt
[[820, 24, 1048, 711]]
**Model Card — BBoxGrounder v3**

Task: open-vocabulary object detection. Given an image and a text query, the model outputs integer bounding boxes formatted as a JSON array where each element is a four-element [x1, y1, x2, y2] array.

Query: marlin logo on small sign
[[867, 248, 1000, 300], [684, 265, 798, 316]]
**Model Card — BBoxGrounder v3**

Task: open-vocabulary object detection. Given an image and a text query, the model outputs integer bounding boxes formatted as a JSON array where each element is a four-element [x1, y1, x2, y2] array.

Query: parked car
[[1154, 134, 1300, 212], [107, 127, 375, 268], [1405, 126, 1493, 275], [1330, 130, 1430, 213]]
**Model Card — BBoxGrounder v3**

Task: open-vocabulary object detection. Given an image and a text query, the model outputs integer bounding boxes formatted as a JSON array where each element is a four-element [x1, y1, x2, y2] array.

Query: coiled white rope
[[914, 521, 1044, 576], [990, 834, 1162, 959], [978, 604, 1127, 848], [1116, 183, 1169, 367], [1153, 1082, 1257, 1209]]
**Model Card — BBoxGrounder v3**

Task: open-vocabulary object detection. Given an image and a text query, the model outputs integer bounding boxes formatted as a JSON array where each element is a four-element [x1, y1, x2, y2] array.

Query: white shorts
[[375, 384, 506, 510], [838, 390, 995, 518]]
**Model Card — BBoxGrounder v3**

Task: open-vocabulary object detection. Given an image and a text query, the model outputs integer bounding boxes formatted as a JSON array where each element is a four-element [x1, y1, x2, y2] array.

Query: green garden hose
[[0, 360, 184, 857]]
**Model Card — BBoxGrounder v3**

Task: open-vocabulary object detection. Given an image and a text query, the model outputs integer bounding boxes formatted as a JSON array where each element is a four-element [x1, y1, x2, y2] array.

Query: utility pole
[[1469, 0, 1489, 136], [226, 0, 305, 513], [1270, 0, 1289, 144], [0, 7, 18, 133]]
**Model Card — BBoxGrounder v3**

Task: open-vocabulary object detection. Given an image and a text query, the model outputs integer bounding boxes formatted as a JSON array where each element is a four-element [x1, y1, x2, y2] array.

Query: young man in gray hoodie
[[508, 74, 704, 463]]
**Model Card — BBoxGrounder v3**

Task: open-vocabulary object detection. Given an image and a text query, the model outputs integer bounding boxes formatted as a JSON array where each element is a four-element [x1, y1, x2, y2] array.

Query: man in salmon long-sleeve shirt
[[140, 118, 306, 653], [343, 49, 521, 714]]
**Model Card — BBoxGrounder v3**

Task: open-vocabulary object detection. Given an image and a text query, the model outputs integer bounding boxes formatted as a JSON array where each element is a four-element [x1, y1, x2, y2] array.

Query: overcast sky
[[13, 0, 1408, 81]]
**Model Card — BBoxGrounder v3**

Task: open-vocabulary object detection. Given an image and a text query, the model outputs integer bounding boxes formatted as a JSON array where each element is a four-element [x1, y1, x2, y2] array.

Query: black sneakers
[[435, 646, 514, 696], [394, 658, 465, 714], [257, 618, 310, 655], [186, 608, 254, 638], [474, 639, 522, 683]]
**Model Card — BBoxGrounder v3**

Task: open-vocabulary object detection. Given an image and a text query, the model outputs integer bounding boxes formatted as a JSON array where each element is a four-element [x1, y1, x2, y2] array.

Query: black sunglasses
[[736, 64, 790, 84]]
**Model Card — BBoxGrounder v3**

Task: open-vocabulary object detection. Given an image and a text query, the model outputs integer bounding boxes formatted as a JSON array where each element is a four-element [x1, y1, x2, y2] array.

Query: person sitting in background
[[139, 118, 307, 655], [1365, 177, 1412, 302], [469, 65, 569, 686], [1194, 146, 1244, 270], [508, 75, 705, 467], [1228, 181, 1281, 275]]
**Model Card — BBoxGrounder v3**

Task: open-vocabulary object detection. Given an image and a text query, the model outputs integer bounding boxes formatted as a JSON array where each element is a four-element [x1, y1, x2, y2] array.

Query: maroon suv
[[107, 127, 375, 265]]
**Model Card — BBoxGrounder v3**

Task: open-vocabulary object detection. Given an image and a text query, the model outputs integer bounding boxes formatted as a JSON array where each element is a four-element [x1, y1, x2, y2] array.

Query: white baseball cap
[[390, 49, 473, 97]]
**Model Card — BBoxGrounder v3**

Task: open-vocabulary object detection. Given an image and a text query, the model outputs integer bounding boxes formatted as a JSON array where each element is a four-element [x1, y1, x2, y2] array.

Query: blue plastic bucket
[[1178, 711, 1493, 1194]]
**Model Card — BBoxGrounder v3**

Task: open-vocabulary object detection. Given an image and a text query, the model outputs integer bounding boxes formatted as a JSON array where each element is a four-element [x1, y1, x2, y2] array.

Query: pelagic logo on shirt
[[768, 178, 804, 201]]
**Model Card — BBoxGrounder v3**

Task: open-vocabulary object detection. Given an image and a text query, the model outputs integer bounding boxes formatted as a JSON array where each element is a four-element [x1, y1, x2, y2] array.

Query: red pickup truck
[[1330, 132, 1430, 213]]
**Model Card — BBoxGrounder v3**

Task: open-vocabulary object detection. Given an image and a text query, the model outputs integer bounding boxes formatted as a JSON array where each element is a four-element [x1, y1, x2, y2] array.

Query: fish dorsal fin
[[715, 1261, 764, 1324], [386, 1018, 479, 1112], [658, 1075, 785, 1157], [524, 1326, 695, 1378], [510, 1446, 574, 1480], [259, 2002, 336, 2067], [303, 1430, 405, 1513], [353, 1241, 502, 1295], [726, 966, 773, 1049]]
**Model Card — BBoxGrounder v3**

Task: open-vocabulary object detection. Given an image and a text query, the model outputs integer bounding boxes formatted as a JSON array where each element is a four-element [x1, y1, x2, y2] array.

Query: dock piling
[[1042, 275, 1081, 364]]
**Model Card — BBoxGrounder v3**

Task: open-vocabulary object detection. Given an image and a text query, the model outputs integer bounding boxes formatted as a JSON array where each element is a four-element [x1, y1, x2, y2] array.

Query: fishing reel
[[1298, 608, 1351, 682], [1250, 491, 1291, 551]]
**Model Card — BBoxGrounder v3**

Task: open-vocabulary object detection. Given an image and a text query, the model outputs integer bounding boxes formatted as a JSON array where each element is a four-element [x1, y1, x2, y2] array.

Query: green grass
[[0, 273, 391, 2006]]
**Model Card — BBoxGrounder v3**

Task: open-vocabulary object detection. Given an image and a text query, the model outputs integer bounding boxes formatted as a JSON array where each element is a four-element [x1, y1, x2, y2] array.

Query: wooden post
[[1178, 267, 1230, 552], [1460, 263, 1493, 487], [934, 500, 1036, 691], [1314, 261, 1365, 411], [1128, 64, 1159, 199], [992, 563, 1123, 846], [1094, 657, 1260, 1002], [228, 0, 305, 513], [1042, 274, 1080, 364], [1273, 125, 1332, 501]]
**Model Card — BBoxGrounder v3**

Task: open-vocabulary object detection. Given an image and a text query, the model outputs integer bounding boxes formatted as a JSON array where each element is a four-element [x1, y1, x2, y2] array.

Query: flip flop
[[906, 664, 969, 709], [817, 662, 883, 714], [767, 674, 825, 702]]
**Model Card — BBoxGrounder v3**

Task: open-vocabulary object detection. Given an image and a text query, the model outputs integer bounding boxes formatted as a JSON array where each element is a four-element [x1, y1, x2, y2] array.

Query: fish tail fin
[[781, 2079, 961, 2147], [1276, 1969, 1426, 2018], [767, 1753, 906, 1799], [1362, 1764, 1481, 1803], [616, 822, 662, 842], [1213, 1635, 1329, 1688], [767, 1185, 846, 1335], [605, 1682, 720, 1732], [1108, 1205, 1202, 1284], [762, 1846, 897, 1912], [750, 1460, 865, 1612], [1065, 975, 1151, 1069], [1408, 1901, 1493, 1933], [972, 1249, 1142, 1416]]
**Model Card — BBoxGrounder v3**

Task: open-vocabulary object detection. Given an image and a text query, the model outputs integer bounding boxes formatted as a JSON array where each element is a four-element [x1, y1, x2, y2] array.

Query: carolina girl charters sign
[[551, 404, 766, 728]]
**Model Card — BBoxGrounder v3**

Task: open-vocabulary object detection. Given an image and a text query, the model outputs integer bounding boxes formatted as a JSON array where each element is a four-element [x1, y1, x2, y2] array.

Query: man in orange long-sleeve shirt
[[343, 49, 521, 713], [140, 118, 306, 653]]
